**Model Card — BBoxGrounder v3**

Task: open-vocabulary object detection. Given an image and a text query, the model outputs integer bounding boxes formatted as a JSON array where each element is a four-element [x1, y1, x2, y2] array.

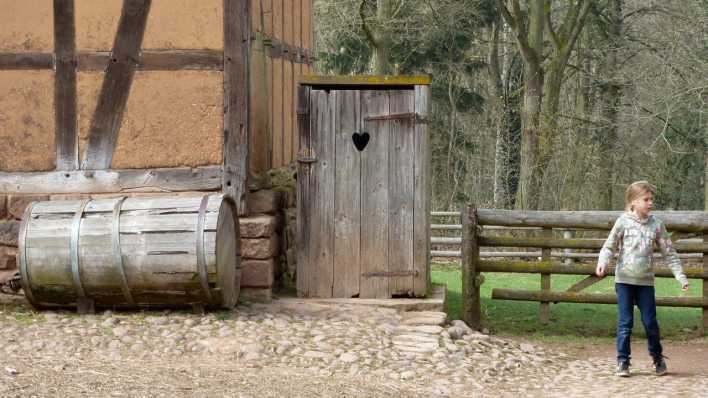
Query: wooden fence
[[456, 206, 708, 335], [431, 211, 703, 261]]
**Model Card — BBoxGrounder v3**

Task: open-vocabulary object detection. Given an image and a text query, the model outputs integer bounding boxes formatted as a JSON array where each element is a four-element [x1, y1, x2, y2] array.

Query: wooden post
[[224, 0, 251, 214], [461, 204, 481, 329], [563, 229, 573, 266], [540, 227, 552, 324], [703, 232, 707, 335]]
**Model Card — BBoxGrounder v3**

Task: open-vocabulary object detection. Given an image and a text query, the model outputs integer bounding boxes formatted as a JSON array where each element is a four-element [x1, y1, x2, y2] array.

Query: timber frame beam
[[0, 166, 222, 194]]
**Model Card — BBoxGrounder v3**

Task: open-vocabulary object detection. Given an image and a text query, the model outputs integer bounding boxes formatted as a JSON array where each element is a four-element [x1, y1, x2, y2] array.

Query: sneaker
[[654, 357, 668, 376], [616, 360, 630, 377]]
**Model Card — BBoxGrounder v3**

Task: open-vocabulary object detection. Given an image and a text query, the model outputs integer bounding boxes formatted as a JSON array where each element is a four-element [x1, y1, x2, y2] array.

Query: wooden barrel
[[18, 194, 241, 310]]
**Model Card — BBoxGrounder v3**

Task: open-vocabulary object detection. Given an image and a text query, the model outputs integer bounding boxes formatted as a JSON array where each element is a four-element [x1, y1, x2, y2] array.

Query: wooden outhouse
[[296, 76, 431, 299]]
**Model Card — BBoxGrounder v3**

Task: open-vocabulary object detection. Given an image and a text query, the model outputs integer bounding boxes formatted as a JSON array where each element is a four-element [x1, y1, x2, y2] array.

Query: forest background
[[312, 0, 708, 212]]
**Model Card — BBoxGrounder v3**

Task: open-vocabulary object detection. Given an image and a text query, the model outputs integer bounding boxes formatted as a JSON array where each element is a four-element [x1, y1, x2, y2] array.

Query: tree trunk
[[491, 22, 522, 209], [372, 0, 393, 75], [516, 0, 545, 210], [595, 0, 623, 210]]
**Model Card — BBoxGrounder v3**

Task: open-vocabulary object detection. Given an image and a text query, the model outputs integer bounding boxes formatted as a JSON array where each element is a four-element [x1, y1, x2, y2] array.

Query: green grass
[[432, 262, 705, 342]]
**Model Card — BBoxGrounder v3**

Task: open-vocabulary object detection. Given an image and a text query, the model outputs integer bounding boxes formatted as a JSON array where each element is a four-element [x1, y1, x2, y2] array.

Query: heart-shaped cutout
[[352, 132, 370, 151]]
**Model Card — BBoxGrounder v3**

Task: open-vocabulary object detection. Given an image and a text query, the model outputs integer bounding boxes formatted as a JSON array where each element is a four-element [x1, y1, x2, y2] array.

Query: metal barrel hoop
[[196, 194, 214, 304], [112, 196, 134, 304], [70, 199, 90, 299], [18, 202, 38, 306]]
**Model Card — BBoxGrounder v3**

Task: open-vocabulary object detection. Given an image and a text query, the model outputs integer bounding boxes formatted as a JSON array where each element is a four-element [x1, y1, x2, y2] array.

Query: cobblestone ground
[[1, 295, 706, 397]]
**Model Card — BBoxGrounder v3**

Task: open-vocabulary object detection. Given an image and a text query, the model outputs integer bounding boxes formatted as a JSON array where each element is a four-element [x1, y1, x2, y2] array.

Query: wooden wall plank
[[413, 85, 431, 296], [0, 166, 222, 193], [388, 90, 415, 296], [283, 0, 294, 164], [295, 85, 311, 296], [283, 61, 294, 164], [360, 90, 390, 299], [271, 0, 284, 168], [54, 0, 78, 171], [272, 58, 284, 168], [310, 89, 335, 297], [248, 37, 270, 175], [224, 0, 251, 214], [81, 0, 152, 170], [333, 90, 361, 298], [0, 53, 54, 69]]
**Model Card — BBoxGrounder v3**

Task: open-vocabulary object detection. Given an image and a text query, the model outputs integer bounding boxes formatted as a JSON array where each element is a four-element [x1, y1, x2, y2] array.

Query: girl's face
[[631, 192, 654, 218]]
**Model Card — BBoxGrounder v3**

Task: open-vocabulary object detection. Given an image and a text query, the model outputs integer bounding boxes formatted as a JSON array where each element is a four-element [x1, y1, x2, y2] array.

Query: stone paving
[[0, 297, 706, 397]]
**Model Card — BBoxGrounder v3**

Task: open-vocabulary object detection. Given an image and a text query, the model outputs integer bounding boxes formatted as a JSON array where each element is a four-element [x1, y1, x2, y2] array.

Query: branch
[[496, 0, 538, 66], [545, 0, 561, 51], [561, 0, 592, 61]]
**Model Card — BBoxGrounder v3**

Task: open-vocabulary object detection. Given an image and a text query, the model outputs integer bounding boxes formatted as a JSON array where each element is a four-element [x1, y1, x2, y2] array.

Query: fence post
[[563, 229, 573, 266], [703, 232, 707, 336], [461, 204, 481, 329], [539, 227, 552, 324]]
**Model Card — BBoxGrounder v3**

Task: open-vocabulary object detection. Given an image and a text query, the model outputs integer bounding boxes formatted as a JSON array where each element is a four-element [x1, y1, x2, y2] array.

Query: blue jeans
[[615, 283, 662, 363]]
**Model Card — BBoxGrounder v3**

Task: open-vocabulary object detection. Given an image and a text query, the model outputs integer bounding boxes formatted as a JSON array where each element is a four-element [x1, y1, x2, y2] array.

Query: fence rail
[[453, 206, 708, 336], [430, 212, 704, 260]]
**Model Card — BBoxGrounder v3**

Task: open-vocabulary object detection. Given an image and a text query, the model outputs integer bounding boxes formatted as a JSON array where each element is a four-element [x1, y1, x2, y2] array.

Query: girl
[[595, 181, 690, 377]]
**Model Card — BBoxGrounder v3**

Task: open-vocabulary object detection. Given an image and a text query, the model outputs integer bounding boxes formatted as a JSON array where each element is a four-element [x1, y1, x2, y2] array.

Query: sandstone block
[[0, 221, 20, 247], [8, 195, 50, 219], [240, 259, 275, 288], [0, 246, 18, 270], [246, 190, 283, 215], [242, 236, 279, 259], [0, 195, 7, 219], [239, 287, 272, 303], [239, 215, 278, 238]]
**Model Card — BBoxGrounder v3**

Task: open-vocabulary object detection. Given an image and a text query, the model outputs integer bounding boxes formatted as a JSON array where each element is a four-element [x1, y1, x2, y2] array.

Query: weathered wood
[[312, 89, 335, 297], [703, 232, 707, 334], [54, 0, 78, 170], [272, 57, 284, 167], [479, 236, 707, 252], [0, 166, 222, 193], [476, 210, 708, 233], [82, 0, 152, 170], [295, 85, 311, 297], [389, 90, 415, 296], [299, 76, 432, 87], [332, 90, 361, 298], [283, 0, 294, 164], [0, 53, 54, 69], [360, 90, 390, 299], [284, 60, 294, 164], [76, 50, 223, 71], [20, 194, 240, 309], [566, 275, 604, 292], [413, 85, 431, 297], [478, 260, 708, 278], [224, 0, 251, 214], [461, 205, 481, 329], [248, 35, 270, 174], [432, 250, 704, 259], [539, 227, 551, 324], [492, 288, 708, 308]]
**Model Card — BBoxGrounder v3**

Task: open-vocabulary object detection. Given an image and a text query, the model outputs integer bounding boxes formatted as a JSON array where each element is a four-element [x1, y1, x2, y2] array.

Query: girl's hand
[[681, 283, 690, 292], [596, 264, 606, 277]]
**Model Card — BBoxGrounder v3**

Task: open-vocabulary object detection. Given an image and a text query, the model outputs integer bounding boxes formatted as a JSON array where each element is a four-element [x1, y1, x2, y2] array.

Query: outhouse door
[[296, 78, 431, 299]]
